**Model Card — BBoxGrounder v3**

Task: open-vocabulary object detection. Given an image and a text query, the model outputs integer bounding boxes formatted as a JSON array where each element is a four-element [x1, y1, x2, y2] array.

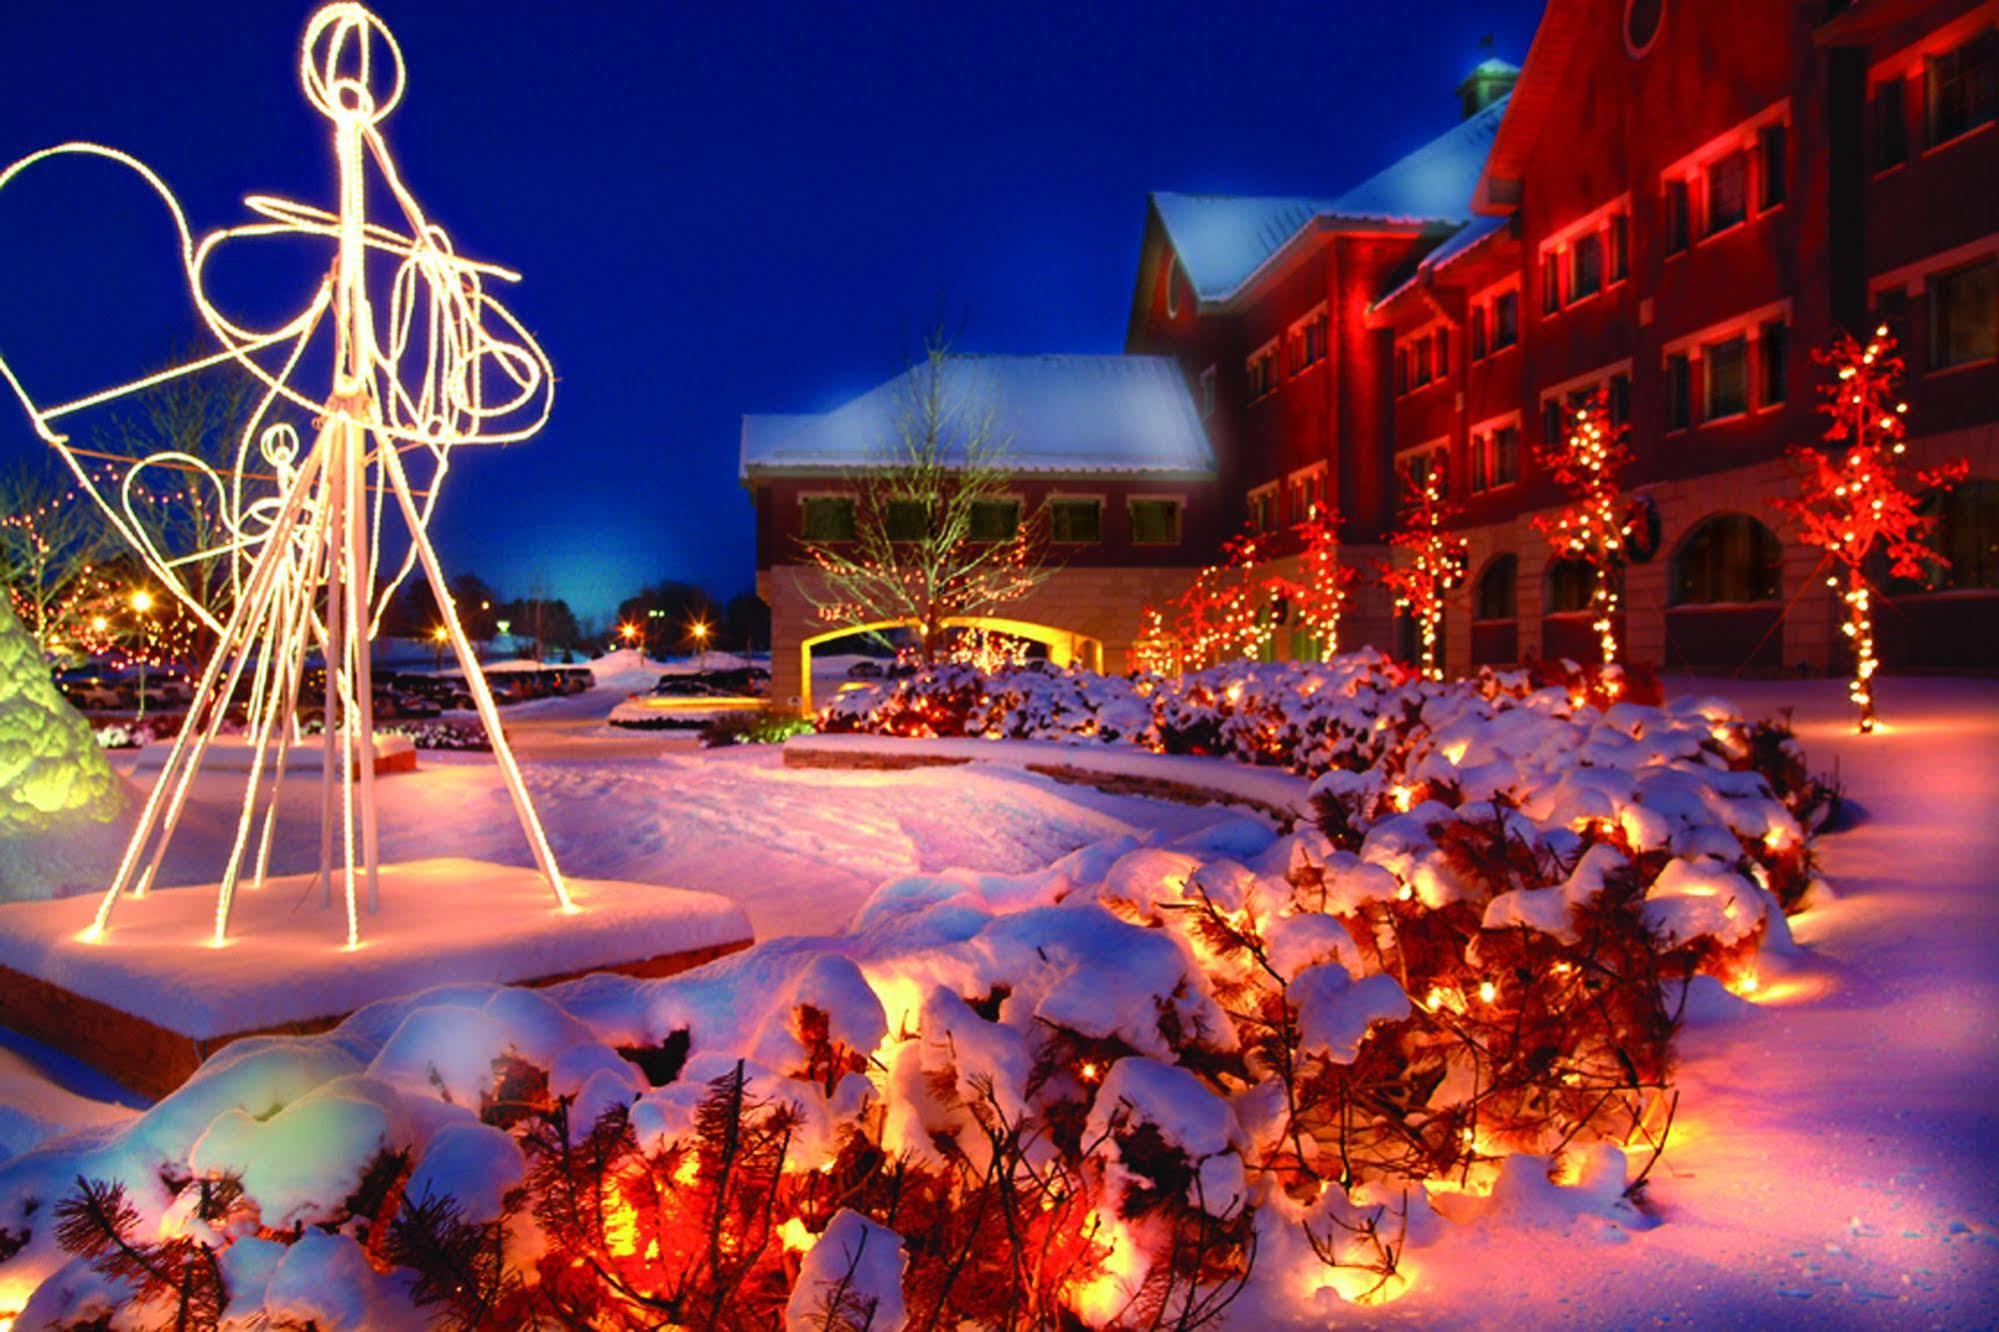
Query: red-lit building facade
[[1129, 0, 1998, 677], [751, 0, 1997, 699]]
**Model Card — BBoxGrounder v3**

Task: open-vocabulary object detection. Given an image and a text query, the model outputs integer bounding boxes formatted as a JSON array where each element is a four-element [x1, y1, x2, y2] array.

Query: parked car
[[56, 666, 131, 711], [845, 660, 885, 680]]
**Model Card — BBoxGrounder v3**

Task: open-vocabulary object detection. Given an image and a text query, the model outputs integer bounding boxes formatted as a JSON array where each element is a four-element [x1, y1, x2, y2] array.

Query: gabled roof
[[1370, 210, 1513, 315], [1149, 96, 1510, 307], [1474, 0, 1590, 214], [740, 355, 1215, 481]]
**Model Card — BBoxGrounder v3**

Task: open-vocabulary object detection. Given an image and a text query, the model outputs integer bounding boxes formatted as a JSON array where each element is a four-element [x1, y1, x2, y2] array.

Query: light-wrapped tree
[[1531, 386, 1634, 669], [1377, 458, 1467, 681], [798, 340, 1052, 664], [1772, 326, 1966, 733]]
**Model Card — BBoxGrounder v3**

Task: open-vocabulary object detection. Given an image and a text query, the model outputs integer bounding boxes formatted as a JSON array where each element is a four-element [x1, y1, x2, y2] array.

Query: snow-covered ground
[[0, 673, 1992, 1325]]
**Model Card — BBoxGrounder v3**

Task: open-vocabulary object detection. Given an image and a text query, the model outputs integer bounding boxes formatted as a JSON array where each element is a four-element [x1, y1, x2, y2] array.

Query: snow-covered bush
[[0, 687, 1813, 1327]]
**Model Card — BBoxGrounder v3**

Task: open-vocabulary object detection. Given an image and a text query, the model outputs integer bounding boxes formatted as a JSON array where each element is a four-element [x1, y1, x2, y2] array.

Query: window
[[1492, 291, 1519, 349], [1541, 399, 1564, 447], [1297, 311, 1329, 370], [1705, 335, 1750, 418], [1874, 287, 1910, 346], [1492, 425, 1519, 486], [1248, 346, 1279, 399], [1470, 306, 1487, 360], [1288, 468, 1325, 522], [1129, 498, 1182, 545], [1932, 258, 1998, 367], [1609, 373, 1631, 427], [1665, 178, 1691, 253], [1198, 365, 1217, 419], [1927, 28, 1999, 146], [1672, 514, 1782, 605], [968, 499, 1020, 542], [1541, 253, 1560, 313], [1470, 425, 1519, 493], [1248, 487, 1277, 531], [1930, 479, 1999, 590], [1415, 336, 1434, 386], [1608, 214, 1629, 283], [1705, 150, 1748, 234], [1672, 514, 1783, 605], [1760, 320, 1788, 405], [1546, 557, 1599, 614], [1666, 352, 1692, 430], [1475, 554, 1518, 622], [1873, 77, 1909, 169], [1758, 123, 1787, 209], [1049, 498, 1102, 543], [1402, 450, 1440, 501], [1435, 327, 1449, 378], [1395, 347, 1411, 395], [885, 499, 930, 542], [1570, 232, 1603, 301], [800, 496, 856, 542]]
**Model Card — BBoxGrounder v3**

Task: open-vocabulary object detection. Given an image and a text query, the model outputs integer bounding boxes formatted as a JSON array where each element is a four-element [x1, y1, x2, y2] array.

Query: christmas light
[[1772, 329, 1966, 734], [0, 4, 570, 945], [1532, 387, 1634, 669], [1378, 460, 1466, 681]]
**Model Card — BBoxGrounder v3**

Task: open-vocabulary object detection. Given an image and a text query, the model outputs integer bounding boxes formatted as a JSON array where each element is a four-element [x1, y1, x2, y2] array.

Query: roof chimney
[[1457, 57, 1519, 119]]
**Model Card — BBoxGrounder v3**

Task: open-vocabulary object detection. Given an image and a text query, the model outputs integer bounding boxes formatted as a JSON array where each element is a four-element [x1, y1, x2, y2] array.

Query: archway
[[1665, 512, 1785, 672], [797, 616, 1105, 713], [1540, 556, 1621, 665], [1471, 553, 1519, 665]]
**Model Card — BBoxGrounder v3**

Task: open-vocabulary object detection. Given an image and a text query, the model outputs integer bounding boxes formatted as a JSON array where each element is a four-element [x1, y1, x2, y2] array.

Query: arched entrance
[[797, 616, 1105, 712], [1665, 512, 1785, 671]]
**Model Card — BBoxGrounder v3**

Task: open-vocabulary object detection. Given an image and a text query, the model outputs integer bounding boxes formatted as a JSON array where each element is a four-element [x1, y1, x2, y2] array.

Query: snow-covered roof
[[740, 355, 1215, 480], [1152, 97, 1509, 305], [1371, 211, 1513, 313]]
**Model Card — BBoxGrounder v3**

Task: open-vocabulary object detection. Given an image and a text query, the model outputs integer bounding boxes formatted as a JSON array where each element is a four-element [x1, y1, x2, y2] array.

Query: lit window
[[968, 499, 1021, 542], [885, 499, 930, 542], [801, 496, 856, 541], [1493, 291, 1519, 349], [1705, 151, 1748, 234], [1758, 123, 1787, 209], [1049, 498, 1102, 543], [1927, 29, 1999, 146], [1932, 258, 1998, 367], [1570, 232, 1603, 301], [1129, 498, 1182, 545], [1705, 335, 1750, 419]]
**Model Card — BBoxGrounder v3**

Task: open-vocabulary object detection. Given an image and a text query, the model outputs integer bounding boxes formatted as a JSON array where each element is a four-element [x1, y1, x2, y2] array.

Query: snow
[[126, 732, 415, 771], [785, 1209, 908, 1332], [0, 858, 753, 1039], [786, 731, 1310, 817], [0, 673, 1991, 1326], [740, 354, 1215, 479]]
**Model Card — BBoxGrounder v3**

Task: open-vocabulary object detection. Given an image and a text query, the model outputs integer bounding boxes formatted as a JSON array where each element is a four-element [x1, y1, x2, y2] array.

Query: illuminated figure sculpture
[[0, 5, 569, 946]]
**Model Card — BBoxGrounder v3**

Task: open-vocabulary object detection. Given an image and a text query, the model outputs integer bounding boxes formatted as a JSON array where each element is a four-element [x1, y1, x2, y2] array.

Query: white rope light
[[0, 3, 572, 947]]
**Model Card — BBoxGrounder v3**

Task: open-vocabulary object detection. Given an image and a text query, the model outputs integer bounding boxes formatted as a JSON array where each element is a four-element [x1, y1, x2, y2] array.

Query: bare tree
[[797, 339, 1052, 663], [0, 462, 108, 659], [94, 362, 259, 652]]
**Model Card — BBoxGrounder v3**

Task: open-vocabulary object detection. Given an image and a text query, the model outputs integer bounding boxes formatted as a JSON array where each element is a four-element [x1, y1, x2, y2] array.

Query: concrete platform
[[0, 858, 753, 1097], [129, 733, 419, 776]]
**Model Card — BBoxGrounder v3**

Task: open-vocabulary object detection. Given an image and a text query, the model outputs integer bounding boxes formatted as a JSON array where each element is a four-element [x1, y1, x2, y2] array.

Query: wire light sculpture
[[0, 4, 571, 947]]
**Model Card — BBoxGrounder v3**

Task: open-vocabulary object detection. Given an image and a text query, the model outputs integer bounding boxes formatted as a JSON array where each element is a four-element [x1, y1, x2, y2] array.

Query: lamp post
[[690, 618, 711, 673], [430, 624, 448, 670], [129, 588, 154, 720]]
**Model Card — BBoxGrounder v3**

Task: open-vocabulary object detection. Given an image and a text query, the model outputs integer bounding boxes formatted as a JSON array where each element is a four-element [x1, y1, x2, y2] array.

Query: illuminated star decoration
[[0, 4, 571, 947]]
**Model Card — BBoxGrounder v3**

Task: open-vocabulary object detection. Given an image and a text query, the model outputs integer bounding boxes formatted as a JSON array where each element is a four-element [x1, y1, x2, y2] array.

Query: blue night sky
[[0, 2, 1540, 623]]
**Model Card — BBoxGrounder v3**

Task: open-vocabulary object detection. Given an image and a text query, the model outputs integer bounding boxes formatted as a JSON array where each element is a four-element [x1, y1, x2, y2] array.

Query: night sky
[[0, 1, 1540, 622]]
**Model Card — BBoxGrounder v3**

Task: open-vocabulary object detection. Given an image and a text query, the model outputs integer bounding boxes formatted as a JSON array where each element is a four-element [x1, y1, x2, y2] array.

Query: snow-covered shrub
[[0, 655, 1830, 1325]]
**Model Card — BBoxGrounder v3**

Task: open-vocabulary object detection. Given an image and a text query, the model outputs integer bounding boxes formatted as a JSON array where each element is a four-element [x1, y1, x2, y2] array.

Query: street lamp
[[128, 587, 155, 720], [689, 619, 711, 671], [430, 624, 448, 670]]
